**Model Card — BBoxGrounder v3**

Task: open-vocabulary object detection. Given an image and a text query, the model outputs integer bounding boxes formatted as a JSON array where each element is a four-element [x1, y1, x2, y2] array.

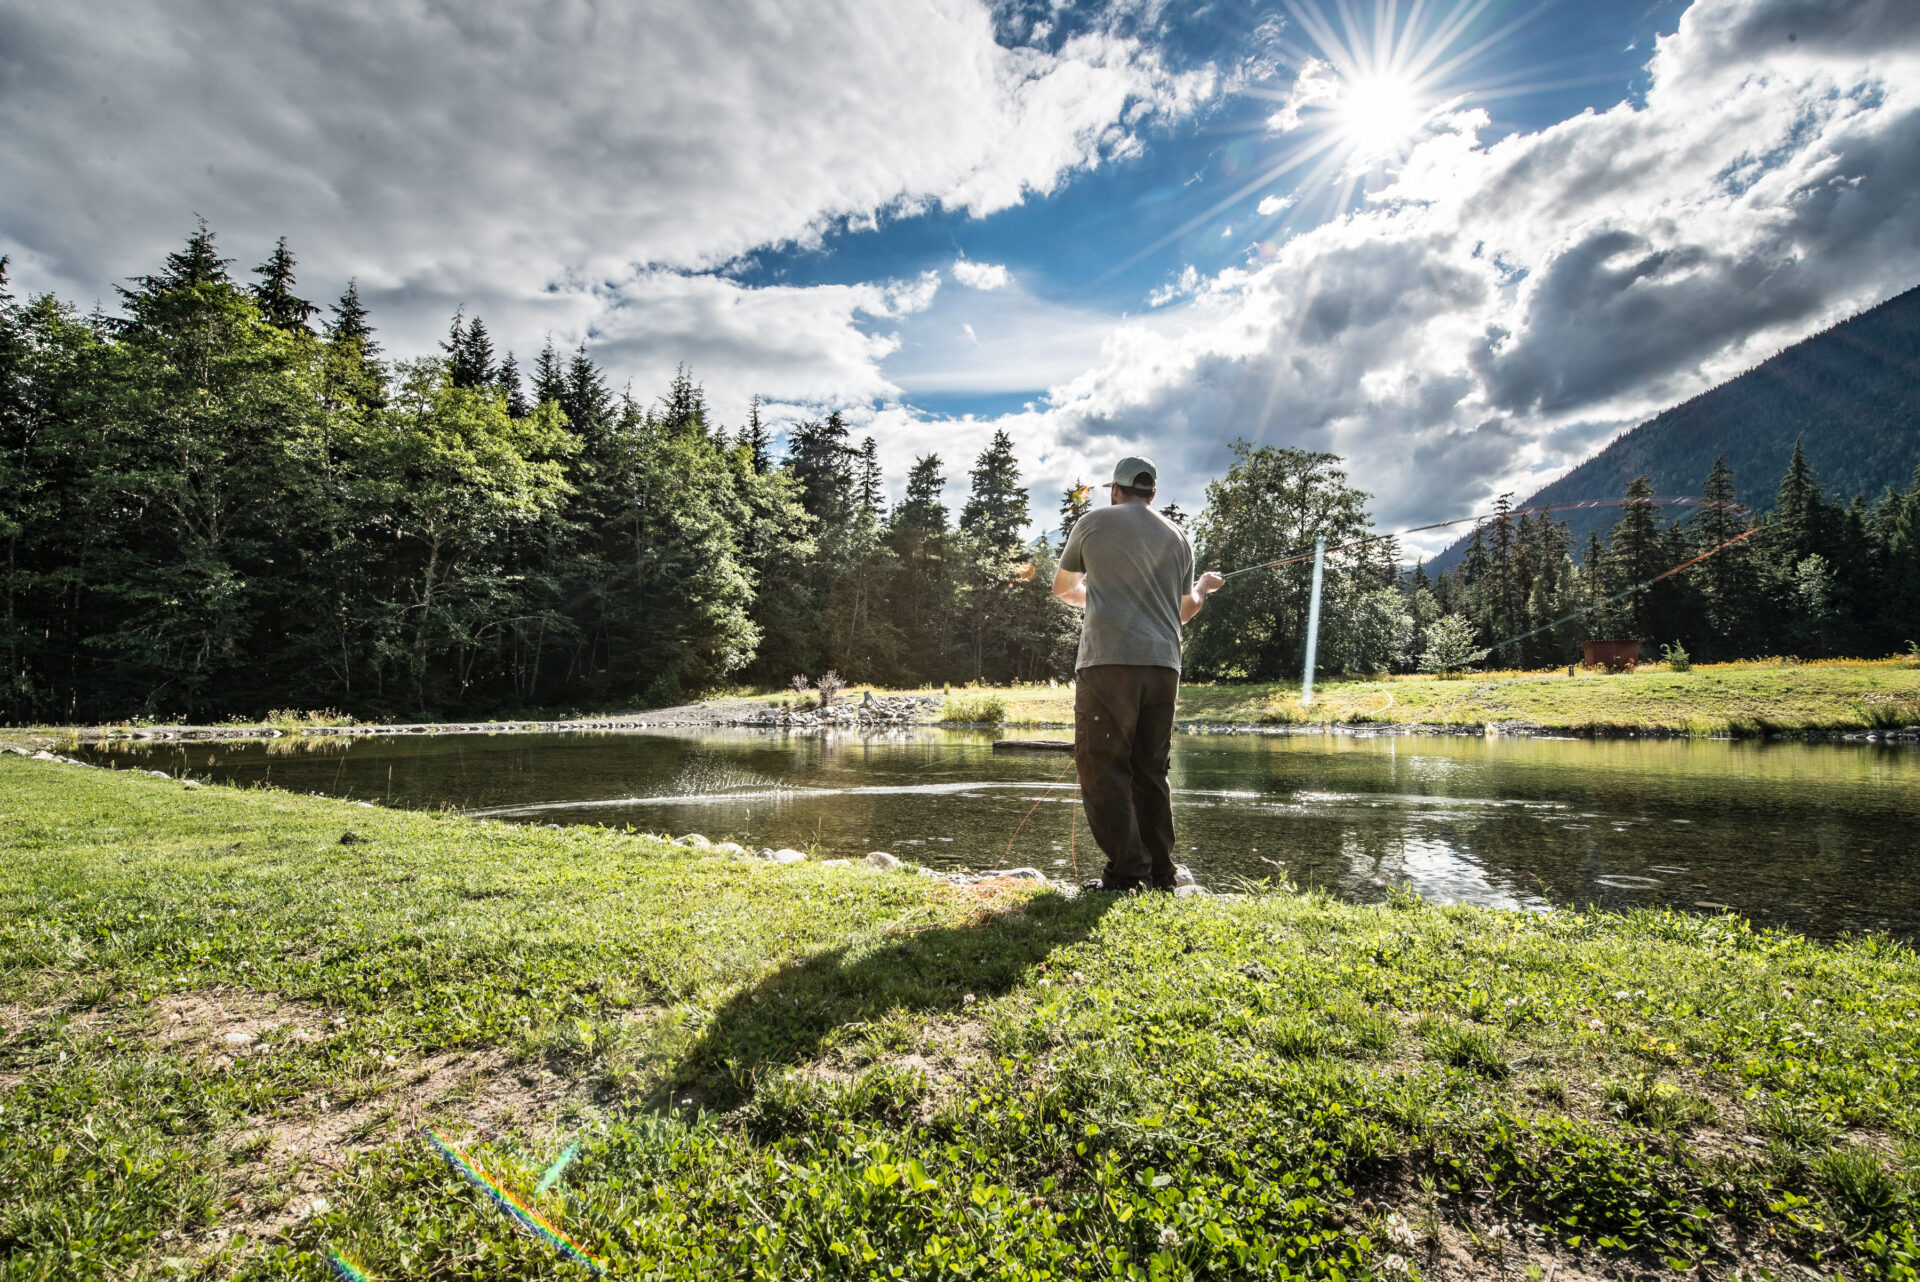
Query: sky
[[4, 0, 1919, 556]]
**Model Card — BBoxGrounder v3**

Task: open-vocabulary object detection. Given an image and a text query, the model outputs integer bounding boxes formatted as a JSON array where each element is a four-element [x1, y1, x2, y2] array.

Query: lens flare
[[422, 1127, 605, 1274], [326, 1251, 373, 1281]]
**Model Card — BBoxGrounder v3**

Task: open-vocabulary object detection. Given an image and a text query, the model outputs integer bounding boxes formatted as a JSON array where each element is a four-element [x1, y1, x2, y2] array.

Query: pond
[[80, 728, 1920, 939]]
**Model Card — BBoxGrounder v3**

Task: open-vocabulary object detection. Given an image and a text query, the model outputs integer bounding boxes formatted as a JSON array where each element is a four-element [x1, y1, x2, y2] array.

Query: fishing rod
[[1218, 496, 1744, 582]]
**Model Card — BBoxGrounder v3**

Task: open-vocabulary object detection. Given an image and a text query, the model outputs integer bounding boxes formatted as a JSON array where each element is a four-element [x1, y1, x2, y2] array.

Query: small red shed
[[1579, 638, 1644, 672]]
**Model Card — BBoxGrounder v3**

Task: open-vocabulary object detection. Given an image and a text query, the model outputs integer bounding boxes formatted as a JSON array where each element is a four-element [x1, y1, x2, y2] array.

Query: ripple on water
[[1596, 875, 1662, 890]]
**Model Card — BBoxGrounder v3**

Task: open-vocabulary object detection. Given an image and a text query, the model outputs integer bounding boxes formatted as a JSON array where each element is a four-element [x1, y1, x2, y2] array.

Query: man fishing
[[1053, 457, 1225, 893]]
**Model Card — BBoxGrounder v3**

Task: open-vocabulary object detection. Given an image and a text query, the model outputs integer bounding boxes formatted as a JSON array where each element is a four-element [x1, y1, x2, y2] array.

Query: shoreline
[[7, 714, 1916, 748]]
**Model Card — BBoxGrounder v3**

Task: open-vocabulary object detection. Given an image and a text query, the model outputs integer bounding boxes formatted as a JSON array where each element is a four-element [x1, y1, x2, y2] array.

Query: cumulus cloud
[[0, 0, 1210, 415], [1012, 0, 1920, 547], [952, 258, 1014, 290], [1256, 194, 1295, 216]]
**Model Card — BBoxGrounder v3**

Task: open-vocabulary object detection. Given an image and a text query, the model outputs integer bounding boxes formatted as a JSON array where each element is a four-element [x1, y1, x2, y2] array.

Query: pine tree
[[321, 278, 384, 409], [496, 351, 529, 418], [893, 455, 948, 535], [1884, 464, 1920, 651], [1158, 502, 1188, 530], [959, 429, 1029, 556], [326, 279, 378, 354], [532, 338, 566, 410], [1608, 476, 1666, 639], [122, 216, 232, 305], [659, 363, 710, 438], [561, 343, 612, 437], [785, 412, 854, 525], [1692, 456, 1757, 657], [1771, 437, 1828, 565], [1059, 480, 1093, 540], [455, 316, 494, 388], [738, 394, 771, 474], [249, 236, 316, 332], [855, 437, 883, 517]]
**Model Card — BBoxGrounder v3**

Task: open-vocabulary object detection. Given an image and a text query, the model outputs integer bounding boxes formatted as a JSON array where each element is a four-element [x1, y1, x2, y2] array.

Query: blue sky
[[4, 0, 1918, 551]]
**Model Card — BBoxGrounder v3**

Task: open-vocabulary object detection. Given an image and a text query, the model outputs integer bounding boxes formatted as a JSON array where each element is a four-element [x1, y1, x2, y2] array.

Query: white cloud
[[952, 259, 1014, 290], [0, 0, 1211, 410], [997, 0, 1920, 550], [1256, 194, 1295, 216]]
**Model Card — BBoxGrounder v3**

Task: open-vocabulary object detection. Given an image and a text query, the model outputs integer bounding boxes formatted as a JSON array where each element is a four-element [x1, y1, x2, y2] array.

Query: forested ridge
[[1438, 281, 1920, 566], [3, 226, 1917, 723]]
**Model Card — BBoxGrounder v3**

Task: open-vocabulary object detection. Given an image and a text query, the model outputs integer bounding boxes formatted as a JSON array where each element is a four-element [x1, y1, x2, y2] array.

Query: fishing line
[[1464, 526, 1761, 660], [1218, 496, 1742, 582], [1000, 757, 1079, 867]]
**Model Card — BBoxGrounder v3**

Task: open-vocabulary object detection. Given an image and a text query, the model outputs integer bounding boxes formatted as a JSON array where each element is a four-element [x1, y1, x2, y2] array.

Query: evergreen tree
[[855, 437, 883, 517], [1608, 476, 1667, 640], [322, 278, 384, 410], [1158, 502, 1188, 530], [958, 429, 1029, 556], [560, 343, 612, 438], [658, 362, 709, 439], [120, 216, 232, 307], [1884, 465, 1920, 650], [1059, 480, 1092, 540], [249, 236, 316, 332], [532, 338, 567, 410], [1692, 456, 1758, 658], [785, 412, 854, 525], [496, 351, 529, 418], [454, 315, 495, 389], [738, 394, 771, 474]]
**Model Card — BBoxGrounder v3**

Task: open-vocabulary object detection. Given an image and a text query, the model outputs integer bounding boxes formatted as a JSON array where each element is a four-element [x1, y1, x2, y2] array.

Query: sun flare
[[1333, 73, 1429, 160]]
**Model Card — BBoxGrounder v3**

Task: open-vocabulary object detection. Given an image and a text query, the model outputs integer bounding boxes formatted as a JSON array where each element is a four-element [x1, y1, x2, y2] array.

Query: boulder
[[991, 867, 1046, 881], [182, 779, 203, 791], [145, 770, 170, 779], [1174, 884, 1211, 898], [768, 848, 807, 864], [864, 851, 902, 870], [1173, 864, 1197, 888], [673, 834, 712, 847], [711, 841, 748, 857], [820, 858, 851, 866]]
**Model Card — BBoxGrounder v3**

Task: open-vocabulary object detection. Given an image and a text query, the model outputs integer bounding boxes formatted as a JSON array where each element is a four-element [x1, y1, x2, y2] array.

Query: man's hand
[[1179, 570, 1225, 623]]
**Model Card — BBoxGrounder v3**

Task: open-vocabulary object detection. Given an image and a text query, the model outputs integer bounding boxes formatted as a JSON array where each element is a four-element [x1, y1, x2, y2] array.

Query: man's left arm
[[1052, 568, 1087, 608]]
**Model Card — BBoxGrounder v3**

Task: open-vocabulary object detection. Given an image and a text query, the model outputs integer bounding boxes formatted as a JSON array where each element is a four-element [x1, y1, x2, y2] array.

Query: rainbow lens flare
[[325, 1250, 372, 1281], [422, 1127, 605, 1274]]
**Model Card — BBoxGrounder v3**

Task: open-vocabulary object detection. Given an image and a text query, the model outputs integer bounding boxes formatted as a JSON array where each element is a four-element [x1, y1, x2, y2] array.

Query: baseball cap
[[1111, 456, 1158, 488]]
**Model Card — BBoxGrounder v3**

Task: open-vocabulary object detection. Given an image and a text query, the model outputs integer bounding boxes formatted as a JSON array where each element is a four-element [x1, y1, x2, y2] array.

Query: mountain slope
[[1430, 283, 1920, 567]]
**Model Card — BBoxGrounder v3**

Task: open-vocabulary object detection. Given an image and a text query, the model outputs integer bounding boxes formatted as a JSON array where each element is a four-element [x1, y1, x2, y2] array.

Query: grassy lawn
[[860, 658, 1920, 736], [3, 758, 1918, 1280]]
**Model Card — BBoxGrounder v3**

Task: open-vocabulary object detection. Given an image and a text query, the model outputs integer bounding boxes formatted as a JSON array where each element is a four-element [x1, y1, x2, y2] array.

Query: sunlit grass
[[4, 759, 1917, 1278]]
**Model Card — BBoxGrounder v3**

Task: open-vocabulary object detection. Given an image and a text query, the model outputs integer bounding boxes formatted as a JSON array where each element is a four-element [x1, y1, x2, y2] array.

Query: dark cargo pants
[[1074, 664, 1180, 891]]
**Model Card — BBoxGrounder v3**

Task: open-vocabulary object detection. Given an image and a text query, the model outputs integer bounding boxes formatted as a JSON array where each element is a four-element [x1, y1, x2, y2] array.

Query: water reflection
[[78, 728, 1920, 939]]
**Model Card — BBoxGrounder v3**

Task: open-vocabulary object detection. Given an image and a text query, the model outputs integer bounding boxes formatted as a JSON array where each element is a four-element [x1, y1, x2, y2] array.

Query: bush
[[1659, 641, 1692, 672], [939, 693, 1007, 724]]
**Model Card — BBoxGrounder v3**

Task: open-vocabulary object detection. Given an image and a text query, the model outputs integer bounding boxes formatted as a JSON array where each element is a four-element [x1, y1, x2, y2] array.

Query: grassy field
[[3, 760, 1917, 1279], [865, 658, 1920, 737]]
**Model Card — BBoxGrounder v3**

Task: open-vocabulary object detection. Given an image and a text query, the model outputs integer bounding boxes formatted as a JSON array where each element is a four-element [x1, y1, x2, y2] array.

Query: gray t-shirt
[[1059, 502, 1194, 671]]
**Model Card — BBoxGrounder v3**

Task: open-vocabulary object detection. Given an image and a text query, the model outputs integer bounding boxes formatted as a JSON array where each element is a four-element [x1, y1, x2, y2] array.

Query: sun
[[1333, 73, 1430, 161]]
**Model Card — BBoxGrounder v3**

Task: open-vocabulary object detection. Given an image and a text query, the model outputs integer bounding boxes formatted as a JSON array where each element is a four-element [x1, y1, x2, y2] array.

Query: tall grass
[[939, 693, 1007, 724]]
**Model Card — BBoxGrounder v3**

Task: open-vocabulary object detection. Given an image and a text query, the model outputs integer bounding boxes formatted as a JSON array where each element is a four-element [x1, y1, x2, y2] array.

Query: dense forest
[[3, 226, 1917, 722], [1438, 282, 1920, 565]]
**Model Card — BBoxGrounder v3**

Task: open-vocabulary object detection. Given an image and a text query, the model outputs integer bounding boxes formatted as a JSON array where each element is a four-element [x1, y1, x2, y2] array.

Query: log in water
[[993, 738, 1074, 753]]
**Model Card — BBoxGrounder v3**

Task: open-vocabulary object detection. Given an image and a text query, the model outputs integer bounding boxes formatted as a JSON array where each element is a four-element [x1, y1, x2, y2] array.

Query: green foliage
[[939, 692, 1007, 724], [1418, 613, 1484, 674], [1660, 641, 1692, 671]]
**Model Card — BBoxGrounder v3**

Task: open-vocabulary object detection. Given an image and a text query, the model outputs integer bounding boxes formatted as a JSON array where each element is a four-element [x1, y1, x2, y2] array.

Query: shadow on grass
[[676, 886, 1118, 1110]]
